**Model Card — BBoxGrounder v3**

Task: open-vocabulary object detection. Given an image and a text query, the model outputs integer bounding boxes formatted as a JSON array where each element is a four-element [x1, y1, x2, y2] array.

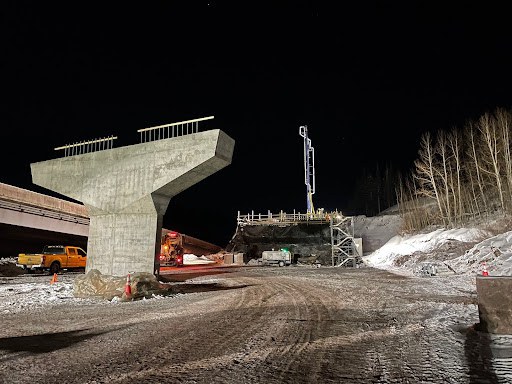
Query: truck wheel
[[278, 261, 285, 267], [49, 262, 60, 275]]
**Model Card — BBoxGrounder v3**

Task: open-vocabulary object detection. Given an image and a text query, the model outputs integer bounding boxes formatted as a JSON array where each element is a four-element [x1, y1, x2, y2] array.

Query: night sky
[[2, 2, 512, 247]]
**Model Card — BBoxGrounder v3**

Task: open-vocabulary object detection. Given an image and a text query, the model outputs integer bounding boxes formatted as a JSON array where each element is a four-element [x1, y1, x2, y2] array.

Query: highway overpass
[[0, 182, 89, 257], [0, 182, 223, 260]]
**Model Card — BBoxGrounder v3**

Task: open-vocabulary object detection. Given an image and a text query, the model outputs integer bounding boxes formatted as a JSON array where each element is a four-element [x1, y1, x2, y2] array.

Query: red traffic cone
[[50, 273, 58, 285], [124, 273, 132, 297], [482, 262, 489, 276]]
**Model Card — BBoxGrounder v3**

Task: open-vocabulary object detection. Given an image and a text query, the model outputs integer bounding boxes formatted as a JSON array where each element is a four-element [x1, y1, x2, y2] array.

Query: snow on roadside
[[183, 254, 216, 265], [364, 227, 512, 277], [449, 230, 512, 276], [0, 280, 105, 314], [0, 254, 217, 314]]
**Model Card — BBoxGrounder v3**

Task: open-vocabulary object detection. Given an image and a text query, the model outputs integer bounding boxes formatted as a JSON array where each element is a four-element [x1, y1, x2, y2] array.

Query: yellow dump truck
[[17, 245, 87, 274]]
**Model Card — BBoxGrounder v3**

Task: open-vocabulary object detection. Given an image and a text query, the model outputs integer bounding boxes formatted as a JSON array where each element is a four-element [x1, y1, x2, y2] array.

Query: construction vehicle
[[17, 245, 87, 274], [157, 228, 223, 271], [258, 248, 292, 267], [159, 230, 184, 267]]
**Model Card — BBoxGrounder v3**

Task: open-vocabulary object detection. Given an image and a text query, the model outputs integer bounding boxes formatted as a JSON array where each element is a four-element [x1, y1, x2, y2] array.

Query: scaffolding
[[233, 125, 359, 266], [236, 209, 357, 266], [330, 214, 358, 267]]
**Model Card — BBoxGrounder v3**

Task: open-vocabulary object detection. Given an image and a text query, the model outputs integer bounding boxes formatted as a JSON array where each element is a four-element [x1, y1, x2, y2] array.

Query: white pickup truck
[[259, 249, 292, 267]]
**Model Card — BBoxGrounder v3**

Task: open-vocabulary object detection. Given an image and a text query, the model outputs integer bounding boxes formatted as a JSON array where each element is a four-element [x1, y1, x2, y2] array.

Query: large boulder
[[73, 269, 175, 301]]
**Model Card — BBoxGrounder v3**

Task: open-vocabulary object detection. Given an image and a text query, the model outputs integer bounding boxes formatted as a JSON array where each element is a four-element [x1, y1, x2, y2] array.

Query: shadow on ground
[[0, 328, 112, 354], [158, 266, 240, 282], [171, 282, 250, 294]]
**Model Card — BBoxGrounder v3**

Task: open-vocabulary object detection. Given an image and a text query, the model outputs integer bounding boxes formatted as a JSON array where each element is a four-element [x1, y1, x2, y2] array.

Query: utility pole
[[299, 125, 315, 215]]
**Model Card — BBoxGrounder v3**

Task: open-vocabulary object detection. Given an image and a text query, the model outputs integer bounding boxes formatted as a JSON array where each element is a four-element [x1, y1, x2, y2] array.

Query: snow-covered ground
[[363, 226, 512, 277], [2, 226, 512, 382], [183, 253, 216, 265], [0, 254, 216, 313], [2, 220, 512, 313]]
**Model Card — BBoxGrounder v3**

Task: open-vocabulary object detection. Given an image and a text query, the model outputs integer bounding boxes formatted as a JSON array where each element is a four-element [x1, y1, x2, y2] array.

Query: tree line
[[398, 107, 512, 232]]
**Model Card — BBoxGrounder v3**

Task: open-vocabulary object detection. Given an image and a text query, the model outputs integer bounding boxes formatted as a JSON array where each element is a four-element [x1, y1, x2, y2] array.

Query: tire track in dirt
[[3, 267, 509, 383], [273, 275, 383, 383], [277, 279, 332, 382], [184, 275, 335, 384], [103, 276, 291, 383]]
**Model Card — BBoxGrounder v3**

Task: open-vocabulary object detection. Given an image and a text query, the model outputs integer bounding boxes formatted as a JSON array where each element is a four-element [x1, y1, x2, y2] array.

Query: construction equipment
[[259, 248, 292, 267], [299, 125, 315, 215], [157, 228, 223, 270], [159, 231, 184, 267]]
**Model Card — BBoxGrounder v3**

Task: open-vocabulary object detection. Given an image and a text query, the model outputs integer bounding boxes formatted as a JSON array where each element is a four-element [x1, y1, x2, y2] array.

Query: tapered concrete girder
[[31, 130, 235, 276]]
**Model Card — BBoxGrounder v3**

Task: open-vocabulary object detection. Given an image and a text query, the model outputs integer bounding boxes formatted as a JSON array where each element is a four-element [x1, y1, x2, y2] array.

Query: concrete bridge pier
[[84, 194, 169, 276], [31, 129, 235, 276]]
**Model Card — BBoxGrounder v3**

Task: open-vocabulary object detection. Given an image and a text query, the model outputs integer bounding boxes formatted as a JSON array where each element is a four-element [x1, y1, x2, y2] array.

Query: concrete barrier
[[476, 276, 512, 334], [234, 253, 244, 264], [223, 253, 243, 265]]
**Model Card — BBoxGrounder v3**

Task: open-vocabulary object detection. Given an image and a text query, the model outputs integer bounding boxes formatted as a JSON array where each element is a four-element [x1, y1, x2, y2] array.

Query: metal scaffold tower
[[330, 214, 357, 267]]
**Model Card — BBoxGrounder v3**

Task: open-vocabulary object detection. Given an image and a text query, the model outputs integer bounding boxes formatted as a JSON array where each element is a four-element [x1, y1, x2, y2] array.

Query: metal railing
[[137, 116, 214, 143], [237, 209, 344, 226], [54, 136, 118, 157]]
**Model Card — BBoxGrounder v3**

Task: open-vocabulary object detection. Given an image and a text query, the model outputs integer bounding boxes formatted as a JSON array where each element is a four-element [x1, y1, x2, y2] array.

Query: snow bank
[[364, 227, 512, 276]]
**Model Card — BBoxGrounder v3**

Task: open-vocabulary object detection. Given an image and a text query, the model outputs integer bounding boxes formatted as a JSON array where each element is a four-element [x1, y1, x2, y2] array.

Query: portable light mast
[[299, 125, 315, 215]]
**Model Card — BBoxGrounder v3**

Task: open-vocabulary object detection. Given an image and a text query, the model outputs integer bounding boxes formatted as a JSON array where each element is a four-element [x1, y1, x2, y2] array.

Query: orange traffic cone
[[50, 273, 58, 285], [124, 273, 132, 298], [482, 262, 489, 276]]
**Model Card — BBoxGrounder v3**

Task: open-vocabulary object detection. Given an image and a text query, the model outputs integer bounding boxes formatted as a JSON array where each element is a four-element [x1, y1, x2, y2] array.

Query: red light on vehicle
[[169, 232, 178, 238]]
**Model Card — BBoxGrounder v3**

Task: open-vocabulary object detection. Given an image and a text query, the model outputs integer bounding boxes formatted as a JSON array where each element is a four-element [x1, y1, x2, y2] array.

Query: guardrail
[[54, 136, 118, 157], [237, 210, 343, 225], [137, 116, 214, 143], [52, 116, 214, 158]]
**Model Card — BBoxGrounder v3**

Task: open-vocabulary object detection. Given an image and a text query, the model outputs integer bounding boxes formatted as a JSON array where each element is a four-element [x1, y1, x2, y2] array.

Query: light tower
[[299, 125, 315, 215]]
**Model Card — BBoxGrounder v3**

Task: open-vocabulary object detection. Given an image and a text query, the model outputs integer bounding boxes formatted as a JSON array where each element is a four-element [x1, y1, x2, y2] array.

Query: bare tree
[[401, 107, 512, 233], [496, 108, 512, 209], [435, 130, 452, 224], [465, 120, 487, 215], [447, 128, 464, 224], [413, 132, 446, 224], [477, 112, 505, 211]]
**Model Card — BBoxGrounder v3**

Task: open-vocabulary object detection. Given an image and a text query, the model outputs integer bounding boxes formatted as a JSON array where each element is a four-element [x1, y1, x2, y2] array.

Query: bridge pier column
[[31, 130, 234, 276]]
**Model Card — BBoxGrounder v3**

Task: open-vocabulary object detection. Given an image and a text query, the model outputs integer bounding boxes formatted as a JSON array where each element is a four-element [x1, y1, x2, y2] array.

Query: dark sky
[[2, 2, 512, 247]]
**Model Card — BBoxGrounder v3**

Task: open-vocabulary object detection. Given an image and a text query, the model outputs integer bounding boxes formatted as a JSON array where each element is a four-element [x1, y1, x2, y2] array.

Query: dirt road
[[0, 266, 510, 383]]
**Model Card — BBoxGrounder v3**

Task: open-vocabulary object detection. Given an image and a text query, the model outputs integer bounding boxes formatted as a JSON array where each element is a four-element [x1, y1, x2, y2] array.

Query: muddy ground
[[0, 265, 511, 383]]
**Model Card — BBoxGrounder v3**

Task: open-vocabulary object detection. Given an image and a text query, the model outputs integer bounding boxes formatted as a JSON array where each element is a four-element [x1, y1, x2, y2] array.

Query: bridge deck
[[0, 182, 88, 218]]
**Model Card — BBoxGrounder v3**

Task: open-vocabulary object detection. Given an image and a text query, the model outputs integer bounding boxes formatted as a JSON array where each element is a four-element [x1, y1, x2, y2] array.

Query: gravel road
[[1, 266, 511, 383]]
